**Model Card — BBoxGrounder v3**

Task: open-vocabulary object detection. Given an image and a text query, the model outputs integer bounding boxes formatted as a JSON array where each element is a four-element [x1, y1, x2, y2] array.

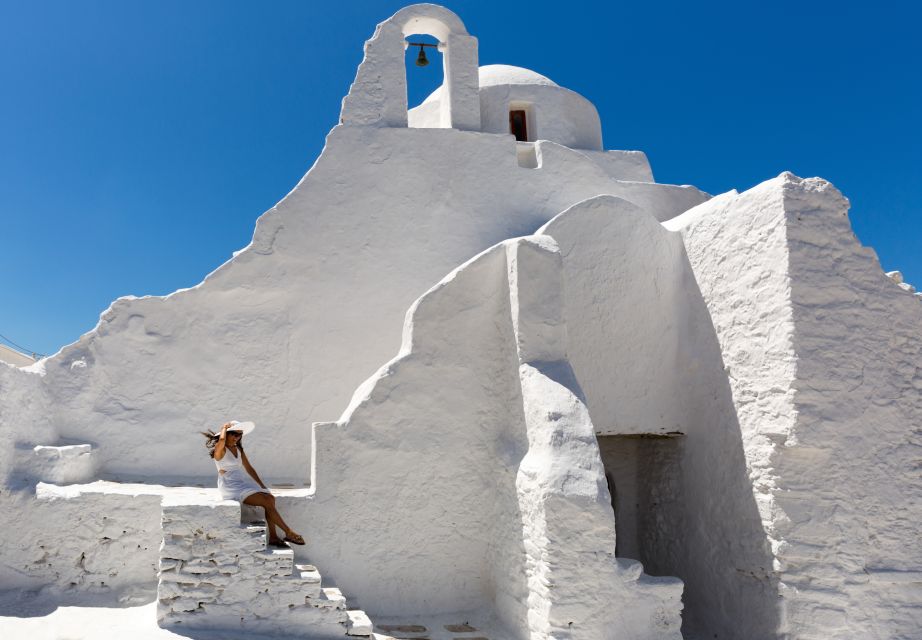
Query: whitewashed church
[[1, 5, 920, 639]]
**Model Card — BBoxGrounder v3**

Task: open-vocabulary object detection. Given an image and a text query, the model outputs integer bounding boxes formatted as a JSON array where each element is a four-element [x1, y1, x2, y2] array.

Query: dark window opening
[[510, 109, 528, 141]]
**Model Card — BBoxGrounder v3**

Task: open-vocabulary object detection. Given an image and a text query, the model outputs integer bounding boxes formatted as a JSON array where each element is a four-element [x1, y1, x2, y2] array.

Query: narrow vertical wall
[[303, 244, 525, 616], [0, 364, 55, 486], [502, 236, 683, 639]]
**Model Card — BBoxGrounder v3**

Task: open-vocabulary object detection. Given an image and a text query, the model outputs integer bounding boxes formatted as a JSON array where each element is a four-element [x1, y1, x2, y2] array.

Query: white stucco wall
[[5, 5, 915, 639], [672, 173, 922, 638], [0, 124, 706, 486], [299, 233, 682, 637], [537, 195, 781, 638]]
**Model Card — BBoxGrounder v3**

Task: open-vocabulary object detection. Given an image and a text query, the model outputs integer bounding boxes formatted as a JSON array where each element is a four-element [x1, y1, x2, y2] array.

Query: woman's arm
[[240, 449, 269, 490], [213, 423, 230, 461]]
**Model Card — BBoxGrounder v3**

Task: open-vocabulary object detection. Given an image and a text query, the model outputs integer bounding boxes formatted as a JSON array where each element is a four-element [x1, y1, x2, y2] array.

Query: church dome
[[477, 65, 558, 88], [422, 65, 558, 104], [412, 64, 602, 151]]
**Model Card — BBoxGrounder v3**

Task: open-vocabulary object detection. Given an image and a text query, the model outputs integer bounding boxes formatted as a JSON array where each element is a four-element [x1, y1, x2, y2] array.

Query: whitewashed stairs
[[157, 497, 372, 638]]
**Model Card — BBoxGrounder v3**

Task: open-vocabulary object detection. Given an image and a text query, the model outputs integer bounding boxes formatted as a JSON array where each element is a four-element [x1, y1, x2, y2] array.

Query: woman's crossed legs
[[243, 491, 305, 545]]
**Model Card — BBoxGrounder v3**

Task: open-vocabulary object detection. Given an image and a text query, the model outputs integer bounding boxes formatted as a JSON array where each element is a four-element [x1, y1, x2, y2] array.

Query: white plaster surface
[[300, 233, 682, 638], [2, 4, 920, 640], [0, 125, 706, 485], [671, 173, 922, 638]]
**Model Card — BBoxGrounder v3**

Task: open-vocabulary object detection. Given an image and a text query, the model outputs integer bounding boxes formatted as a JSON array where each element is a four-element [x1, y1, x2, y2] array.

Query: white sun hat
[[226, 420, 256, 436]]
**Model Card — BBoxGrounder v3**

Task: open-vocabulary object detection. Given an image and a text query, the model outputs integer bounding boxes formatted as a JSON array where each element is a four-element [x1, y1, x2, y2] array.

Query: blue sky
[[1, 1, 920, 356]]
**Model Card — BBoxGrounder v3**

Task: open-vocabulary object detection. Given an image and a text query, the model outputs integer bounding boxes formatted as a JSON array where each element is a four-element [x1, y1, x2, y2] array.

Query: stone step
[[158, 500, 375, 637], [316, 586, 347, 610], [347, 609, 374, 637], [296, 564, 322, 584]]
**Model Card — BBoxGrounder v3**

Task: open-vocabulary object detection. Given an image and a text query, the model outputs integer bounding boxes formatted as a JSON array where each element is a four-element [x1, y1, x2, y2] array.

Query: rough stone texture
[[673, 173, 922, 639], [158, 498, 353, 638], [0, 484, 161, 602]]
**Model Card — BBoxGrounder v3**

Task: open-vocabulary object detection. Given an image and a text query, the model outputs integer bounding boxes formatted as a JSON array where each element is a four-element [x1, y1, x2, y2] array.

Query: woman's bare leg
[[243, 492, 295, 541]]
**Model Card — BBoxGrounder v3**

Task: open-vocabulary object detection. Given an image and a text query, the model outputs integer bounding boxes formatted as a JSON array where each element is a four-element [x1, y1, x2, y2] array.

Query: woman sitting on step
[[201, 421, 306, 547]]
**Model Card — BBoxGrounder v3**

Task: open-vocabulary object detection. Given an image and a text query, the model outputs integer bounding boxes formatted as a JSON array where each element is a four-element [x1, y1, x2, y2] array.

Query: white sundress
[[214, 448, 266, 502]]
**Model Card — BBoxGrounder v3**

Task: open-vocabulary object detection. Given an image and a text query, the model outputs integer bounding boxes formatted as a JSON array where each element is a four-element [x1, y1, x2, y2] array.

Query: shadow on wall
[[598, 257, 783, 638], [540, 195, 781, 638], [668, 250, 782, 638], [297, 245, 531, 619]]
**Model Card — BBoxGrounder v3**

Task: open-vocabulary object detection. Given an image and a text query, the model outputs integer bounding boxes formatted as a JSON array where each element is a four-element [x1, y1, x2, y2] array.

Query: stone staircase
[[157, 497, 373, 638]]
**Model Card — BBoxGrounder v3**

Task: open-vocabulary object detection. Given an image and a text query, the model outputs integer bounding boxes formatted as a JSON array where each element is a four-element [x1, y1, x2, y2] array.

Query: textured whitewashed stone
[[30, 444, 96, 484], [673, 173, 922, 639], [157, 497, 356, 636], [346, 609, 374, 636]]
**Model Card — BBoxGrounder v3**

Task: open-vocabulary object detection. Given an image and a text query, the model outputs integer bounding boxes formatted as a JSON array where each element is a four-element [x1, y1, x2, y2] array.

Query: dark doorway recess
[[509, 109, 528, 141], [597, 433, 684, 576]]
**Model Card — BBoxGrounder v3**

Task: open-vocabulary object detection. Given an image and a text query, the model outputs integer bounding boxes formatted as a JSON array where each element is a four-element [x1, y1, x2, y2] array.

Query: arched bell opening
[[340, 5, 480, 130], [404, 33, 446, 128]]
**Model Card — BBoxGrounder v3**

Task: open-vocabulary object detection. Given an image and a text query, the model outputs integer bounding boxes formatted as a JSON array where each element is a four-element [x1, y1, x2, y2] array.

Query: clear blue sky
[[1, 1, 920, 356]]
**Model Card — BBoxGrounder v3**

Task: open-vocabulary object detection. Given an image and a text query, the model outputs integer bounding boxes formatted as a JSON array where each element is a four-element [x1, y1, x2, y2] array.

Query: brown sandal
[[284, 533, 306, 546]]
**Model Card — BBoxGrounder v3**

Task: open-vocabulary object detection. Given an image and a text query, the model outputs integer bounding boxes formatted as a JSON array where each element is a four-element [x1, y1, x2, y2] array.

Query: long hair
[[200, 429, 244, 458]]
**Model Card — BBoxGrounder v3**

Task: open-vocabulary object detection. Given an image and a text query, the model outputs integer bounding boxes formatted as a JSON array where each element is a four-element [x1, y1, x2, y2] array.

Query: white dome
[[423, 65, 557, 103], [477, 64, 558, 88]]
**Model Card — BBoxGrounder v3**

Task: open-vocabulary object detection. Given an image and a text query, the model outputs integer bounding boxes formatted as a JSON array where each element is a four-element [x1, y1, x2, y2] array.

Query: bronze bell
[[415, 45, 429, 67]]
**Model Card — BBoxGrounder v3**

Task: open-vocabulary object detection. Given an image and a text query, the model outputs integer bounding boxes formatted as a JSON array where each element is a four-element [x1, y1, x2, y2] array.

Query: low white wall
[[674, 173, 922, 638], [581, 150, 655, 183], [0, 485, 161, 602], [505, 236, 682, 639]]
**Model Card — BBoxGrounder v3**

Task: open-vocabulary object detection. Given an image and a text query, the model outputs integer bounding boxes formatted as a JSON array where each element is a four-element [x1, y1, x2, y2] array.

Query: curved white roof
[[423, 65, 558, 103], [478, 64, 558, 88]]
